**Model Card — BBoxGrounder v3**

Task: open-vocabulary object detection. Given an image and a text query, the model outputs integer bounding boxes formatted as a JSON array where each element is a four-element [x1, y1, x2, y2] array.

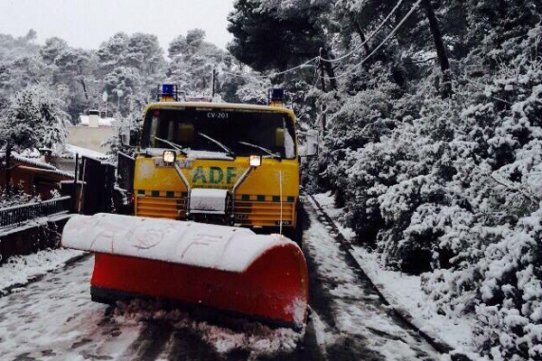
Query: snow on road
[[0, 256, 142, 361], [312, 192, 480, 359], [0, 248, 84, 294], [0, 200, 444, 360], [302, 198, 441, 361], [0, 256, 303, 360]]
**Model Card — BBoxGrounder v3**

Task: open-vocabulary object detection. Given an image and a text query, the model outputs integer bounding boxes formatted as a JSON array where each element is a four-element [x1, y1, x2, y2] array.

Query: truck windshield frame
[[141, 108, 297, 159]]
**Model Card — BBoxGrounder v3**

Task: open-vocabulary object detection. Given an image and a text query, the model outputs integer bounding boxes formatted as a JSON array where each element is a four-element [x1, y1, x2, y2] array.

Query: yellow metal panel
[[134, 157, 299, 197], [135, 196, 186, 220], [143, 101, 297, 120], [133, 102, 300, 228]]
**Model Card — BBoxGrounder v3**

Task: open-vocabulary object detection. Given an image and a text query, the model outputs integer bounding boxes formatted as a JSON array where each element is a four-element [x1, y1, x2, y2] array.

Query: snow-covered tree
[[167, 29, 252, 102], [97, 32, 166, 116], [227, 1, 542, 359], [0, 84, 70, 152]]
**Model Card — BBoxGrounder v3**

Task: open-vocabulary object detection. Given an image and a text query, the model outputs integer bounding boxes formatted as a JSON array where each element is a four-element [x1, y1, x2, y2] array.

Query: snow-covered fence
[[0, 196, 72, 228]]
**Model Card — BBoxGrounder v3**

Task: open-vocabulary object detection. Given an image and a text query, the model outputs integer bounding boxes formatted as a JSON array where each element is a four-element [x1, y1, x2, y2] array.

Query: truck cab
[[132, 92, 302, 239]]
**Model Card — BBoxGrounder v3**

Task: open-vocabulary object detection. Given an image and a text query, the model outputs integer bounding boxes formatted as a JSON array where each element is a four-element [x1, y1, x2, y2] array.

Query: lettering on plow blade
[[191, 167, 238, 186], [177, 233, 238, 270], [132, 226, 165, 249], [61, 213, 309, 326]]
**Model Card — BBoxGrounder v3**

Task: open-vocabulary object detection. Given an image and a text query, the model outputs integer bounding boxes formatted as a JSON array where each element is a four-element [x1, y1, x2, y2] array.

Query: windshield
[[142, 108, 296, 158]]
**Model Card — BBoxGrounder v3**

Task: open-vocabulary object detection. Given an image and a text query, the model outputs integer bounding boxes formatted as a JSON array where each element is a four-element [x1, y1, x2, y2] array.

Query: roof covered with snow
[[0, 152, 74, 178], [62, 144, 108, 160], [0, 152, 55, 170], [145, 101, 296, 117]]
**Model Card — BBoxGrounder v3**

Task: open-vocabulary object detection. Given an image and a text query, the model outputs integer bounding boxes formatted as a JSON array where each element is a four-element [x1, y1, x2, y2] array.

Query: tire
[[284, 203, 305, 245]]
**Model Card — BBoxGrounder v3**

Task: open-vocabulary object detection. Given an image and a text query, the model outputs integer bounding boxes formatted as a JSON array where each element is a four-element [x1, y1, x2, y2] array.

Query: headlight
[[249, 155, 262, 167], [163, 150, 176, 164]]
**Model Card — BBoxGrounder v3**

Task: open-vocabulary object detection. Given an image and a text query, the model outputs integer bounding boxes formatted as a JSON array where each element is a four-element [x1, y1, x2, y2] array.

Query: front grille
[[234, 196, 295, 227], [136, 196, 187, 220], [135, 192, 295, 227]]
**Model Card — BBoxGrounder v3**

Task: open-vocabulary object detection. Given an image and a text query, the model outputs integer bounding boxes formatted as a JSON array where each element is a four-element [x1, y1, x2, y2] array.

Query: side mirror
[[129, 128, 141, 147], [299, 129, 319, 157], [274, 127, 285, 147], [119, 129, 139, 148]]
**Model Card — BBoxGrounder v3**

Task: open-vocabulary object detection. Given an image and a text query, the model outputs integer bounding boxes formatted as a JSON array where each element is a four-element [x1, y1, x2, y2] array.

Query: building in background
[[0, 152, 73, 199], [67, 109, 117, 153]]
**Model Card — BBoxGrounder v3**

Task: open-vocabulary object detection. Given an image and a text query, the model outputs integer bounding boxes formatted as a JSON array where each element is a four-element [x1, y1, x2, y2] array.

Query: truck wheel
[[284, 203, 304, 245]]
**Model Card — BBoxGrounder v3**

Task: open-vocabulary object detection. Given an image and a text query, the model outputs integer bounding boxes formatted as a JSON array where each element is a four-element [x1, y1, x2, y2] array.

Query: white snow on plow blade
[[61, 213, 295, 273]]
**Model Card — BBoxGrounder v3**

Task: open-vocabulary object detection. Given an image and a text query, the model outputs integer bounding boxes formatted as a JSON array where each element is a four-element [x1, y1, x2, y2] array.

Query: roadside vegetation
[[228, 1, 542, 359]]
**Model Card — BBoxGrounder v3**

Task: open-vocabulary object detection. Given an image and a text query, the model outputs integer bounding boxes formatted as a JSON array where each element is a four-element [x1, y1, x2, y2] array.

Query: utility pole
[[5, 141, 12, 196], [211, 68, 218, 98], [319, 48, 337, 91], [421, 0, 452, 98], [318, 48, 327, 135], [102, 91, 108, 118]]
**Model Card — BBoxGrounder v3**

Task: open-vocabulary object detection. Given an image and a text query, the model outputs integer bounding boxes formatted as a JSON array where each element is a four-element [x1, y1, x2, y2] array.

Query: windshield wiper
[[153, 136, 188, 155], [238, 141, 280, 159], [198, 132, 235, 157]]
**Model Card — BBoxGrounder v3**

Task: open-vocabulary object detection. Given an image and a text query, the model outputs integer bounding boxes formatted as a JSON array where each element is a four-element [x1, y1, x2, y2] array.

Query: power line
[[323, 0, 423, 81], [221, 56, 319, 80], [220, 0, 421, 83], [320, 0, 405, 64], [359, 0, 422, 63]]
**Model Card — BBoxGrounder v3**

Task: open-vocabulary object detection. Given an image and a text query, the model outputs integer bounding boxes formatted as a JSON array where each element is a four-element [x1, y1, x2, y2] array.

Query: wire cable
[[359, 0, 422, 63], [221, 56, 319, 80], [323, 0, 422, 81], [320, 0, 405, 63], [220, 0, 421, 83]]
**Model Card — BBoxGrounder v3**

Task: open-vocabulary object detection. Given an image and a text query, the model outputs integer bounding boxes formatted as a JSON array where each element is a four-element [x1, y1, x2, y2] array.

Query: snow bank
[[0, 248, 84, 294], [62, 213, 295, 273], [350, 246, 479, 355], [311, 193, 482, 358]]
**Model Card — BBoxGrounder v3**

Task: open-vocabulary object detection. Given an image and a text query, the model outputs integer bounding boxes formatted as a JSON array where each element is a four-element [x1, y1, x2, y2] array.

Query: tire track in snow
[[163, 327, 223, 361], [0, 257, 142, 361], [119, 320, 173, 361], [302, 196, 440, 361], [302, 206, 389, 361]]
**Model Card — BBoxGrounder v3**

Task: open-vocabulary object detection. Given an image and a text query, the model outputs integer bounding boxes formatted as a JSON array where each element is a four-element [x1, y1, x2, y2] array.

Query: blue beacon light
[[162, 84, 174, 96], [271, 88, 284, 102]]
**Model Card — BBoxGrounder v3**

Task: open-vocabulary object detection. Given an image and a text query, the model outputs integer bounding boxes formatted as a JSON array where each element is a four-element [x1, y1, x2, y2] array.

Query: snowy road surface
[[0, 200, 441, 360]]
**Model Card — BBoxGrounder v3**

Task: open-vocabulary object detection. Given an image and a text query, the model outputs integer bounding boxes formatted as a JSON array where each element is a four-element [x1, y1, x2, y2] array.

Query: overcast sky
[[0, 0, 235, 50]]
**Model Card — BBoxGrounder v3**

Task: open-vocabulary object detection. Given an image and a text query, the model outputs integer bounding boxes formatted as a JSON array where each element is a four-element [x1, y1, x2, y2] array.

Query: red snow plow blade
[[62, 214, 308, 328]]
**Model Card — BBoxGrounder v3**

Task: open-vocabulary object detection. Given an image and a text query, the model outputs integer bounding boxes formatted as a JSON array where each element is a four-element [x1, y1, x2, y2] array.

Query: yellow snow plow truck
[[134, 88, 303, 240], [62, 85, 313, 327]]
